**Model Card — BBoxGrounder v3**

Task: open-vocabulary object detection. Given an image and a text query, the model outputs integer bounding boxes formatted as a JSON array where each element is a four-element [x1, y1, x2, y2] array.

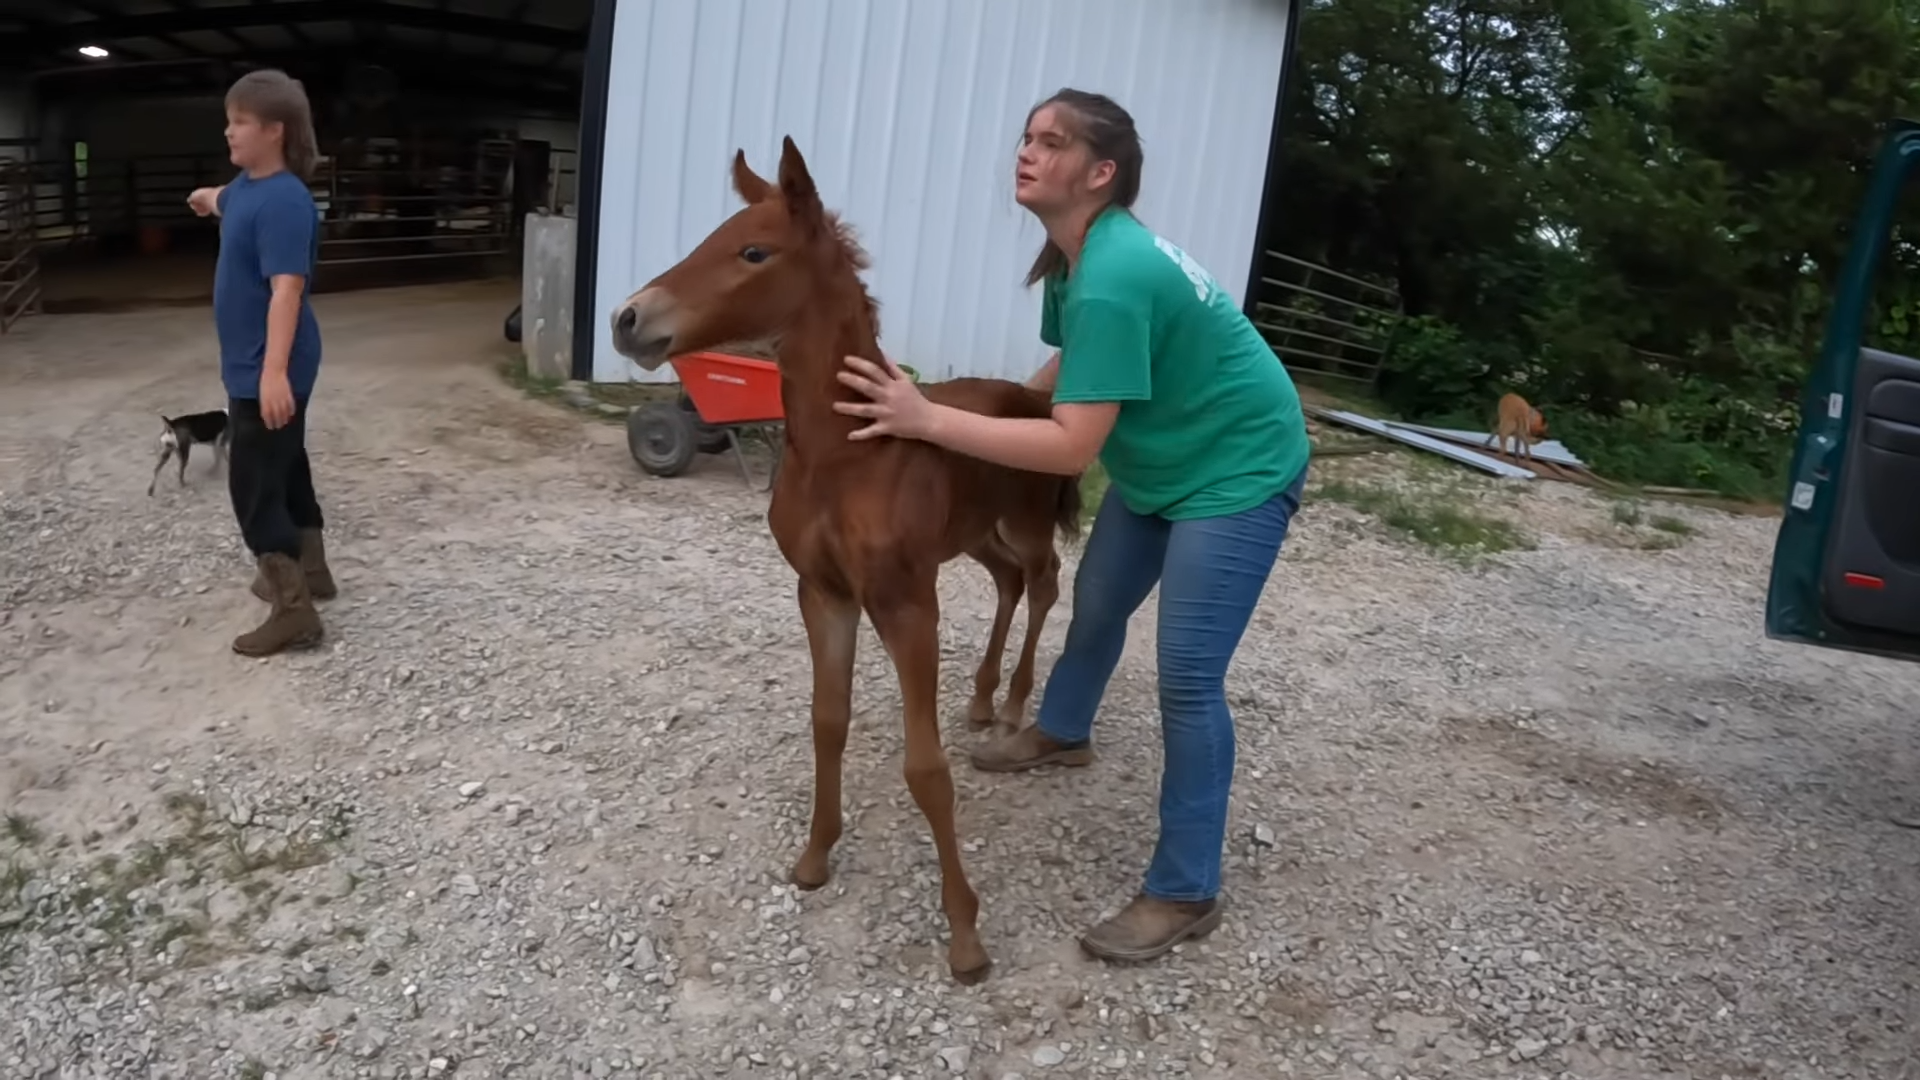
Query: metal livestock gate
[[0, 159, 41, 332]]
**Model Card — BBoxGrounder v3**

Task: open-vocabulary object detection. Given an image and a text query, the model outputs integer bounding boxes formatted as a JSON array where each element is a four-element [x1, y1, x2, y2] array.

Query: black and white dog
[[148, 408, 232, 496]]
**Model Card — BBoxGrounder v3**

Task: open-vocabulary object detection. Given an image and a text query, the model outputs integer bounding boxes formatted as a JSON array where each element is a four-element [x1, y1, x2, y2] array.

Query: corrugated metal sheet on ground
[[1312, 409, 1540, 479], [1385, 421, 1587, 468], [593, 0, 1293, 383]]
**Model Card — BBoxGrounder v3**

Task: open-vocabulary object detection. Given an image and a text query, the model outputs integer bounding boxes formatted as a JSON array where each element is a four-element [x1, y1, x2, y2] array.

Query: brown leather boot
[[1078, 894, 1224, 963], [968, 725, 1094, 773], [251, 527, 337, 601], [234, 552, 324, 657]]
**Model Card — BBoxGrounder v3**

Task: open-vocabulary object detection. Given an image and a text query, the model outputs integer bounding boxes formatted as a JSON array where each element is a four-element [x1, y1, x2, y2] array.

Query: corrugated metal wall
[[592, 0, 1292, 383]]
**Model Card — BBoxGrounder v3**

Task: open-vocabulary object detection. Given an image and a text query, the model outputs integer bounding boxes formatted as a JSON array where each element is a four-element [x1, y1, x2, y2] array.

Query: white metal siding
[[593, 0, 1291, 383]]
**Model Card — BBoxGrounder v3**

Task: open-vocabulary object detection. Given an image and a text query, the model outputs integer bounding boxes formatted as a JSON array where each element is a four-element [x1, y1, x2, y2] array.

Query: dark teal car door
[[1766, 119, 1920, 661]]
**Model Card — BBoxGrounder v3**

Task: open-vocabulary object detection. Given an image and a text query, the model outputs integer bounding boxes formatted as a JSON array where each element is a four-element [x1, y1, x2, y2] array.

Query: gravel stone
[[2, 295, 1917, 1079]]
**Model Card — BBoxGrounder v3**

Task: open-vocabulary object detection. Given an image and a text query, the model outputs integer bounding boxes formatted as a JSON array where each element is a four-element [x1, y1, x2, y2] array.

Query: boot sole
[[232, 611, 325, 657], [1078, 904, 1225, 964], [231, 628, 324, 657], [969, 746, 1095, 774]]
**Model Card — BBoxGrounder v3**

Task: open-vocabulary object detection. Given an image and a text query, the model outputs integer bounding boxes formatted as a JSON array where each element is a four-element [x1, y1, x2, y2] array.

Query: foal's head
[[610, 136, 864, 372]]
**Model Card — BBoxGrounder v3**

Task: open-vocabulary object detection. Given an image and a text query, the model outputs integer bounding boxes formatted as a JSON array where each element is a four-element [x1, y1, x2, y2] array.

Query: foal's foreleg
[[869, 580, 989, 983], [964, 540, 1025, 729], [791, 579, 860, 891]]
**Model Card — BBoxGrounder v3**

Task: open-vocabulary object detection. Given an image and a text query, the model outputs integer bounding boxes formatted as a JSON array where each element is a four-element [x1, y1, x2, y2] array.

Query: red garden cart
[[626, 351, 785, 490]]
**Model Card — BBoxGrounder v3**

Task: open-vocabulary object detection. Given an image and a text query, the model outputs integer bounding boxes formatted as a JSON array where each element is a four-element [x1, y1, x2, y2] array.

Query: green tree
[[1269, 0, 1920, 497]]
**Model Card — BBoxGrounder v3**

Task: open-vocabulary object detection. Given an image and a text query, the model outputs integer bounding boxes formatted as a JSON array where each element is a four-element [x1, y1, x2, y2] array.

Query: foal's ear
[[732, 149, 773, 205], [777, 135, 823, 229]]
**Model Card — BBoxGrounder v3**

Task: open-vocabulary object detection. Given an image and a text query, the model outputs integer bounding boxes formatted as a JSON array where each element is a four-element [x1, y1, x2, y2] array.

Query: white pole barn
[[580, 0, 1296, 384]]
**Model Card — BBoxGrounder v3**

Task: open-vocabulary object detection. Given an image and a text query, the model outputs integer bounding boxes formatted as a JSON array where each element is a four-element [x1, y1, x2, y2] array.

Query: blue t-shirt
[[214, 169, 322, 400]]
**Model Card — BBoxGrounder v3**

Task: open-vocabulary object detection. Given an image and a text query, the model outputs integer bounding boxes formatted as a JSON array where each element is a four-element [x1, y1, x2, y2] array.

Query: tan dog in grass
[[1495, 392, 1548, 463]]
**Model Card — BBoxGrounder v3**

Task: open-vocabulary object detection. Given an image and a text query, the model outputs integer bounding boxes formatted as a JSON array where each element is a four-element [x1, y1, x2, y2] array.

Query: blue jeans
[[1035, 466, 1307, 902]]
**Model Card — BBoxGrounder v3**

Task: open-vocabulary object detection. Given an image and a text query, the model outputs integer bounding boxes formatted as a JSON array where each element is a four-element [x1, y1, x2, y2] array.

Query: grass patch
[[0, 788, 355, 965], [1532, 409, 1788, 504], [496, 353, 566, 400], [1607, 499, 1696, 549], [495, 353, 675, 416], [4, 812, 41, 848], [584, 379, 677, 410], [1290, 371, 1396, 418], [1314, 478, 1532, 556], [1650, 513, 1696, 536]]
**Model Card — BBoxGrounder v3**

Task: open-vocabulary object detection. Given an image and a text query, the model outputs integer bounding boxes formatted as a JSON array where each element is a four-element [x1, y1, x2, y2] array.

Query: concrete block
[[521, 211, 577, 382]]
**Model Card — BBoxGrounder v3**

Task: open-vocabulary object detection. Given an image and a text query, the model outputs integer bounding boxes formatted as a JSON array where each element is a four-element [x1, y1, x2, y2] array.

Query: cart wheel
[[628, 402, 698, 477], [675, 393, 731, 453]]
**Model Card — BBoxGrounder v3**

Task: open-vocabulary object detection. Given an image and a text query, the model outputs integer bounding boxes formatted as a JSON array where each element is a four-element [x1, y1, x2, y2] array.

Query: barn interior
[[0, 0, 591, 324]]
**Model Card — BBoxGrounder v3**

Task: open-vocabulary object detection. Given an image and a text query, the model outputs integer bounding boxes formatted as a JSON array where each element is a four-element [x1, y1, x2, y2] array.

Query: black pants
[[227, 395, 325, 560]]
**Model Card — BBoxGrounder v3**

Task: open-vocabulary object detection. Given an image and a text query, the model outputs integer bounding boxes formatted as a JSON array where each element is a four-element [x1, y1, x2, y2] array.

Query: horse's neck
[[776, 281, 883, 461]]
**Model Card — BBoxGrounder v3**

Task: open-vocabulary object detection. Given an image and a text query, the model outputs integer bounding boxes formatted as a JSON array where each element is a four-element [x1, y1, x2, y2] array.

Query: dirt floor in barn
[[1, 280, 1917, 1080]]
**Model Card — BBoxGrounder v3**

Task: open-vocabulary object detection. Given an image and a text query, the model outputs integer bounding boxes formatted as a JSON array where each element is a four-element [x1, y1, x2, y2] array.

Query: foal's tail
[[1053, 472, 1085, 542]]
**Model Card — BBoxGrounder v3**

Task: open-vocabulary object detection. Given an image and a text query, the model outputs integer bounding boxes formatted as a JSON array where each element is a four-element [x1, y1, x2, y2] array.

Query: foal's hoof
[[964, 701, 997, 730], [950, 953, 992, 986], [790, 852, 831, 891]]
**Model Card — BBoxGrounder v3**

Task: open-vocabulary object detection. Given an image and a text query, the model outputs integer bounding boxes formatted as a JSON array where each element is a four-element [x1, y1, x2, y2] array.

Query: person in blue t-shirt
[[187, 69, 335, 656]]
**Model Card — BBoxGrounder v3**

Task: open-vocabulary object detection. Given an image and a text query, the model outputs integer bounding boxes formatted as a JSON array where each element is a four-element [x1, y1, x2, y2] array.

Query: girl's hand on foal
[[834, 354, 934, 441]]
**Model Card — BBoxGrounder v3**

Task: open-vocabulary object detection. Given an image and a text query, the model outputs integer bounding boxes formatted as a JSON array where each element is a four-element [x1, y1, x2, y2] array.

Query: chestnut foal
[[608, 137, 1083, 982]]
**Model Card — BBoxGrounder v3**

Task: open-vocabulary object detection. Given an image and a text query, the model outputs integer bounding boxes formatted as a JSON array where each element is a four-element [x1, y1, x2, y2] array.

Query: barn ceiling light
[[77, 45, 110, 59]]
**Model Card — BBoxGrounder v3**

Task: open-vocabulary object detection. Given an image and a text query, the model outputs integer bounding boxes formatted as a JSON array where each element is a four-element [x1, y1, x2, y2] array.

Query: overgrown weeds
[[1313, 478, 1532, 558]]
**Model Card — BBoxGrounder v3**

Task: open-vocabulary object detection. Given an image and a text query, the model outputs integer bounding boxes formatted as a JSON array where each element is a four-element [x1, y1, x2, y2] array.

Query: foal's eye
[[740, 246, 770, 264]]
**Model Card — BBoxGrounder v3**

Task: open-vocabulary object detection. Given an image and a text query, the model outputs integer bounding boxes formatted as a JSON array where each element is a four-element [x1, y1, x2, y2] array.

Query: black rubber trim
[[1240, 0, 1303, 320], [569, 0, 618, 382]]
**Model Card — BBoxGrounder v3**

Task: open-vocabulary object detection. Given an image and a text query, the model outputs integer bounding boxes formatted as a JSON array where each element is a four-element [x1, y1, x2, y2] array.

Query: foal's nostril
[[615, 306, 638, 334]]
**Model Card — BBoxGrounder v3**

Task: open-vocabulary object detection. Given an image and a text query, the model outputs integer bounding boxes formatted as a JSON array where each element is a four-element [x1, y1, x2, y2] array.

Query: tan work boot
[[234, 552, 324, 657], [968, 725, 1095, 773], [1078, 894, 1224, 963], [251, 527, 337, 601]]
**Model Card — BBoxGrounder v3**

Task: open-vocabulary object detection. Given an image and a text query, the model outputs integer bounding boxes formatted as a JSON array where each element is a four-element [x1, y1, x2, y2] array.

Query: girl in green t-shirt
[[832, 88, 1312, 964]]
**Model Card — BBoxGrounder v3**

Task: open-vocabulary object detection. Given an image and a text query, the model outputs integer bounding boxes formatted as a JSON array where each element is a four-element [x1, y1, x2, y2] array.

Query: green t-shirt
[[1043, 206, 1311, 520]]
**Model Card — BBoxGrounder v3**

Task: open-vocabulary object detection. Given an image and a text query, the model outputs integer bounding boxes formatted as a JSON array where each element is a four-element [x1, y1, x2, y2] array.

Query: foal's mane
[[818, 210, 882, 341]]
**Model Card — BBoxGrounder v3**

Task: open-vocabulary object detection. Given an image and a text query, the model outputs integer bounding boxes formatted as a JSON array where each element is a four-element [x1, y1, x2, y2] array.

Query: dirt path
[[2, 282, 1917, 1080]]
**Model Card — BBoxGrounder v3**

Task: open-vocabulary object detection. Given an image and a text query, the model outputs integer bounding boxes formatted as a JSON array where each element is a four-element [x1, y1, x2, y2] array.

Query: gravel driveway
[[2, 281, 1916, 1080]]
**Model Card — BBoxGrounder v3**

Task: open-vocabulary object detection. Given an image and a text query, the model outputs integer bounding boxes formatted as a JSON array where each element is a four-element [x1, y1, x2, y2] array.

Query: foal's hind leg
[[964, 538, 1025, 730], [868, 575, 989, 983], [176, 442, 192, 488], [792, 578, 860, 890], [995, 532, 1062, 730]]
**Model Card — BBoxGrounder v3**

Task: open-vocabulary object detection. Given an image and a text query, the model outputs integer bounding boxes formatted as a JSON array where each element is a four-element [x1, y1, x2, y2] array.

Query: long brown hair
[[1022, 89, 1144, 287], [226, 69, 319, 181]]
